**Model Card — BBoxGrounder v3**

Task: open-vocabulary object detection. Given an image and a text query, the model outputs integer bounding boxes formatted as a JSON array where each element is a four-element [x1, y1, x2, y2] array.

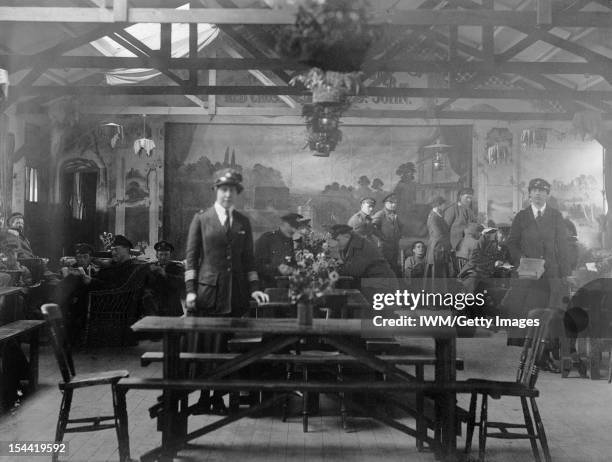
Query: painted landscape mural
[[163, 123, 473, 257]]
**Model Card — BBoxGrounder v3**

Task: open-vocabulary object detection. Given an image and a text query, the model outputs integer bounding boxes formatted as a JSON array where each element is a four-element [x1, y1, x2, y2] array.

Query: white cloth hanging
[[0, 68, 8, 98]]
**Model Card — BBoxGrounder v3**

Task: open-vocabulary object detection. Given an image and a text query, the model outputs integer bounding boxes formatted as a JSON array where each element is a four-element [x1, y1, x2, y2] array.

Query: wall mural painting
[[164, 123, 473, 257], [519, 137, 605, 249]]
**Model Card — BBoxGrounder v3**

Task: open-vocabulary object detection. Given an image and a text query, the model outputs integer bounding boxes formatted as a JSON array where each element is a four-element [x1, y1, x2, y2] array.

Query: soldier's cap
[[280, 213, 304, 228], [360, 197, 376, 205], [482, 227, 498, 235], [154, 240, 174, 252], [214, 168, 244, 193], [457, 187, 474, 198], [383, 193, 397, 203], [528, 178, 551, 193], [75, 243, 95, 255], [465, 223, 484, 236], [111, 235, 133, 249], [329, 224, 353, 239], [430, 196, 447, 207], [7, 212, 24, 225]]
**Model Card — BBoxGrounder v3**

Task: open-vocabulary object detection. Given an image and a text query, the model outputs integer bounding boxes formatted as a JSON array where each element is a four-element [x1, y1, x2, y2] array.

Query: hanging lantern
[[99, 122, 124, 148], [425, 139, 451, 172], [432, 152, 444, 171], [133, 114, 155, 157]]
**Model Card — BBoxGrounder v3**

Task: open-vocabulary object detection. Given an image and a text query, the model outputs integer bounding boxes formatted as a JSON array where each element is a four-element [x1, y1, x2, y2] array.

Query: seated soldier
[[85, 235, 142, 290], [1, 213, 35, 259], [458, 227, 511, 293], [0, 245, 32, 287], [145, 240, 185, 316], [403, 241, 427, 279], [255, 213, 302, 288], [328, 224, 398, 302], [54, 243, 99, 344]]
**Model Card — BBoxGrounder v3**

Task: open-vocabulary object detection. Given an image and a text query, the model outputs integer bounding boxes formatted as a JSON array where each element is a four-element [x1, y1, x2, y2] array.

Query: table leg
[[436, 337, 457, 461], [161, 332, 184, 458], [28, 328, 40, 393]]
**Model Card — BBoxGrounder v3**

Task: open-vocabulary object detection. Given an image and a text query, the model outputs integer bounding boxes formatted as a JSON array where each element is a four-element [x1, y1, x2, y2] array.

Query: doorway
[[60, 167, 99, 256]]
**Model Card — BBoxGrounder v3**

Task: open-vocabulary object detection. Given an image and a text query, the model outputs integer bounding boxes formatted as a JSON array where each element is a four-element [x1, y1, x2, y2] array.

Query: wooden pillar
[[0, 112, 12, 219], [115, 154, 125, 235], [511, 125, 523, 213], [597, 131, 612, 249]]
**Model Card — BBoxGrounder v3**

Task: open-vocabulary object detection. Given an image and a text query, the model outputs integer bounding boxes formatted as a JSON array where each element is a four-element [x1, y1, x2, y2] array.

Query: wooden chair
[[464, 308, 553, 462], [41, 304, 130, 462]]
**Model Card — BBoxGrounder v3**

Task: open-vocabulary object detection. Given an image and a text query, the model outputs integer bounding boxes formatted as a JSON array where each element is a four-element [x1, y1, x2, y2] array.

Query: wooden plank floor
[[1, 332, 611, 462]]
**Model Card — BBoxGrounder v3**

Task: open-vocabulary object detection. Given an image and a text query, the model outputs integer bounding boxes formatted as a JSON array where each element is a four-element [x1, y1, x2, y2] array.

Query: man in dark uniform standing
[[185, 168, 268, 413], [255, 213, 303, 288], [348, 197, 378, 243], [372, 193, 403, 276], [146, 240, 185, 316], [505, 178, 569, 369]]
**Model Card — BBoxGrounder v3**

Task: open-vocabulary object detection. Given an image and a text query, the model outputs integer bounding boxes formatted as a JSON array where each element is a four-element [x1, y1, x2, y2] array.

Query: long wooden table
[[119, 315, 463, 461]]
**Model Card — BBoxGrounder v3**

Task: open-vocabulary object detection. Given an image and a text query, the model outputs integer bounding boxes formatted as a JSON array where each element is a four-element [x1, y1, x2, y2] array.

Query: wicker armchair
[[84, 265, 149, 347]]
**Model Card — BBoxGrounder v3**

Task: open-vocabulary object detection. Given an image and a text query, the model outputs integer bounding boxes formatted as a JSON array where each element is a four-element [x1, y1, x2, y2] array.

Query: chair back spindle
[[516, 308, 553, 388]]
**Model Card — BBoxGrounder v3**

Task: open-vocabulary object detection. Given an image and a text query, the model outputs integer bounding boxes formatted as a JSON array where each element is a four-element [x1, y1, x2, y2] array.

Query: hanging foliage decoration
[[276, 0, 378, 72]]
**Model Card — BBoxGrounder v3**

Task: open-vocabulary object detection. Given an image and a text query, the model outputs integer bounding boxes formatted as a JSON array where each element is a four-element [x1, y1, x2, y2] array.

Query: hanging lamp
[[133, 114, 155, 157]]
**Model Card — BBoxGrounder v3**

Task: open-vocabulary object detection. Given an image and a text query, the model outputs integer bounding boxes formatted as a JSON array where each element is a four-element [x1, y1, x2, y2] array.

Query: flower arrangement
[[99, 231, 114, 251], [290, 68, 362, 103], [279, 231, 341, 303]]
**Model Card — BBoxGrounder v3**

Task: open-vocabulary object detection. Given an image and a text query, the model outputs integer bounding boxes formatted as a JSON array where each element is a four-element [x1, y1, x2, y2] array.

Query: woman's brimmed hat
[[214, 168, 244, 193]]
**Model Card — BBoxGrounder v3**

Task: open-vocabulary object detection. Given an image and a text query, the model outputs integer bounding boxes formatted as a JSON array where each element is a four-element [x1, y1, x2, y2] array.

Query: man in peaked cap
[[504, 177, 569, 369], [444, 187, 477, 251], [372, 193, 404, 276], [348, 197, 379, 244], [185, 168, 268, 414], [146, 240, 184, 317], [255, 213, 303, 288]]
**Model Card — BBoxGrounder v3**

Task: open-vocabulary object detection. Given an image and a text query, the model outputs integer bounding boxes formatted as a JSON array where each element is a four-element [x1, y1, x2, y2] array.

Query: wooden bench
[[140, 351, 464, 370], [0, 320, 46, 411]]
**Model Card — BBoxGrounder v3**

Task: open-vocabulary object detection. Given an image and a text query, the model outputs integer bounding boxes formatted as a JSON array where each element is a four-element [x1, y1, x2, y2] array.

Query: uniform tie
[[536, 209, 543, 224], [225, 208, 231, 235]]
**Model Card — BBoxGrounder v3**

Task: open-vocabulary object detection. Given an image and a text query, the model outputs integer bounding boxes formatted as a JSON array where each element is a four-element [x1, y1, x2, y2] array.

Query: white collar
[[531, 203, 547, 217], [214, 202, 235, 225]]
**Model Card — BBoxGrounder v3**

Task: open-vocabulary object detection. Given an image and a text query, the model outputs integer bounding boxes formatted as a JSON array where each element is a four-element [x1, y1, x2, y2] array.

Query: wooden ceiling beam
[[7, 56, 611, 76], [1, 7, 612, 27], [11, 84, 612, 102]]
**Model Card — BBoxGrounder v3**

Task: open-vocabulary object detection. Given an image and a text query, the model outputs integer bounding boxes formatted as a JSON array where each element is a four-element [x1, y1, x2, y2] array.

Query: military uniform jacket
[[348, 211, 378, 243], [426, 210, 452, 265], [148, 261, 185, 316], [371, 209, 403, 260], [339, 234, 397, 281], [185, 207, 259, 314], [506, 205, 569, 278], [444, 203, 477, 250], [255, 229, 295, 288]]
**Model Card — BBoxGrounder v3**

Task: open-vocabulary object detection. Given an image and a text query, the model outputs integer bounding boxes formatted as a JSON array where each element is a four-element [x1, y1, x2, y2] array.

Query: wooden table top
[[0, 319, 46, 341], [0, 286, 24, 297], [131, 316, 457, 338]]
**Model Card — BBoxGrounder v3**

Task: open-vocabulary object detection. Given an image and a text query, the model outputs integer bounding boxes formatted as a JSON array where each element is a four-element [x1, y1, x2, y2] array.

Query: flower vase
[[297, 300, 313, 326]]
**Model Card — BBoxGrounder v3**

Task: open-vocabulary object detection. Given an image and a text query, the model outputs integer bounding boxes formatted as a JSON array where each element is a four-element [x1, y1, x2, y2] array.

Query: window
[[25, 166, 38, 203]]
